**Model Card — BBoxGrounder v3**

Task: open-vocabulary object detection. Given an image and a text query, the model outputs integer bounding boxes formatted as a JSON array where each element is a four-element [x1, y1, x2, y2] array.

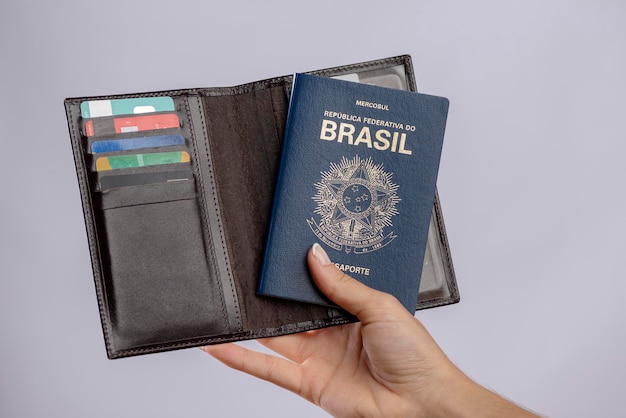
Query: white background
[[1, 1, 625, 417]]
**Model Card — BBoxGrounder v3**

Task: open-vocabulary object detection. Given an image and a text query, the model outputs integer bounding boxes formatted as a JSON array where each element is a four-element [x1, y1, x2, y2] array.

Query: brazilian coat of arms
[[307, 155, 400, 254]]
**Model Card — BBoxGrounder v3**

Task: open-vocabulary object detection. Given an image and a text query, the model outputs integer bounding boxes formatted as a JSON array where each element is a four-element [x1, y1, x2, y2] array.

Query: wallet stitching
[[312, 56, 407, 77], [193, 97, 243, 330], [184, 98, 231, 330], [268, 86, 283, 142], [405, 56, 418, 92], [215, 96, 244, 327], [110, 317, 355, 358], [431, 191, 460, 302], [66, 89, 201, 103], [67, 103, 113, 356]]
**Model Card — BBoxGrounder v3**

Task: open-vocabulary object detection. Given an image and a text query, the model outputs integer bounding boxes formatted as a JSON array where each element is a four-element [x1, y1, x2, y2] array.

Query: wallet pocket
[[96, 193, 230, 353], [95, 172, 196, 209]]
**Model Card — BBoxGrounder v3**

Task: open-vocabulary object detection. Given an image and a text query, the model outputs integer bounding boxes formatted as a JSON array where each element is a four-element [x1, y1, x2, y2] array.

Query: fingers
[[201, 343, 302, 394], [258, 333, 312, 364], [308, 243, 408, 323]]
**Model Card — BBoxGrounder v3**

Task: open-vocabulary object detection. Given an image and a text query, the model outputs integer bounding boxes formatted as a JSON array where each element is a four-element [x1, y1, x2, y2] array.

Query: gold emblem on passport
[[307, 155, 399, 254]]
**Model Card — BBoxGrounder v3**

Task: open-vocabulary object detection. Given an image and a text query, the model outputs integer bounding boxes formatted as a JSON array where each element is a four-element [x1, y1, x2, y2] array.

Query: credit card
[[84, 113, 180, 137], [99, 168, 193, 190], [95, 151, 190, 171], [91, 134, 185, 153], [80, 97, 175, 118]]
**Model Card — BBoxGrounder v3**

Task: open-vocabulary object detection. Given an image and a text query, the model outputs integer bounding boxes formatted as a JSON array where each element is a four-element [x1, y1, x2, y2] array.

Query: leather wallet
[[64, 55, 459, 359]]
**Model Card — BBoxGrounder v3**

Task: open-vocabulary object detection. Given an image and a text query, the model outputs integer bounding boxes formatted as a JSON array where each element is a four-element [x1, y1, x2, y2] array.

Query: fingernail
[[312, 243, 331, 266]]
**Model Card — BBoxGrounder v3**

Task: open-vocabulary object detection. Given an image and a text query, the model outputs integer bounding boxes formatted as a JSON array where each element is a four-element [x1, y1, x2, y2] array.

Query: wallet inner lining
[[202, 85, 343, 330]]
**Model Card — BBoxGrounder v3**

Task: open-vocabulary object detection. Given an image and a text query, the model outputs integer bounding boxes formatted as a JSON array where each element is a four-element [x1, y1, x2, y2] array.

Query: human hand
[[202, 243, 538, 418]]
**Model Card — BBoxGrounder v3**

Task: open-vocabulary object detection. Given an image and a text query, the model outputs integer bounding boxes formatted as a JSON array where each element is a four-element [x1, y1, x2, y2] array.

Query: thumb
[[307, 243, 407, 322]]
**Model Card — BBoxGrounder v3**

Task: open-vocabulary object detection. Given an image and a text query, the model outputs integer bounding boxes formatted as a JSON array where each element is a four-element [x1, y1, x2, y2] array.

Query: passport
[[257, 73, 450, 312]]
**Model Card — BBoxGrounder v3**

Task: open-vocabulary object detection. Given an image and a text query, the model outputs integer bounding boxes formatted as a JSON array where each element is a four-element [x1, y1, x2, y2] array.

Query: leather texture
[[64, 55, 460, 359]]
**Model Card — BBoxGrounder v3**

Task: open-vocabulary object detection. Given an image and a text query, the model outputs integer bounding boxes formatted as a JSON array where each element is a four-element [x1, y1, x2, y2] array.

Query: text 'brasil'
[[319, 120, 413, 155]]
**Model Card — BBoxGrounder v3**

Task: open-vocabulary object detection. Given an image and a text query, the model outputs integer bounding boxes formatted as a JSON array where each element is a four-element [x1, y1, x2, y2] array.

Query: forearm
[[423, 368, 539, 418]]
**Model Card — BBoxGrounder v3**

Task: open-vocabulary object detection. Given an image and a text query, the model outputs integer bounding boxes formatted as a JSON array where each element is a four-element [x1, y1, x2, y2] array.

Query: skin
[[202, 244, 539, 418]]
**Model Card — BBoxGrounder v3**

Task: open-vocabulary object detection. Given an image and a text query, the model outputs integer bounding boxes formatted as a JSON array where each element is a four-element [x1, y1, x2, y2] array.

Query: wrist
[[436, 371, 492, 418], [419, 365, 476, 418], [421, 367, 538, 418]]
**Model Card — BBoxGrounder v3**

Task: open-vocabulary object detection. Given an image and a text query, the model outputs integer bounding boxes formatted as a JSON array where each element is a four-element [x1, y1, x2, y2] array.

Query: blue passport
[[257, 73, 449, 312]]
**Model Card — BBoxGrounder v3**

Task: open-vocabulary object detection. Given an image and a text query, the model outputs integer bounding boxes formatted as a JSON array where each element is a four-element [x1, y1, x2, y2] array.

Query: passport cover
[[64, 55, 459, 359], [258, 74, 449, 312]]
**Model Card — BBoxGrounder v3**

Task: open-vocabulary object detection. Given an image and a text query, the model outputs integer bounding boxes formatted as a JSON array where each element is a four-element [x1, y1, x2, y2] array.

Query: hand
[[202, 244, 538, 418]]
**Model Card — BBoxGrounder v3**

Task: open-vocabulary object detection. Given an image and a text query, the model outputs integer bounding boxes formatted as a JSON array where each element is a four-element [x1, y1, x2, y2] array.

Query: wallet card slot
[[82, 111, 182, 138], [89, 146, 190, 172], [85, 127, 185, 154], [97, 197, 230, 352], [94, 176, 196, 209]]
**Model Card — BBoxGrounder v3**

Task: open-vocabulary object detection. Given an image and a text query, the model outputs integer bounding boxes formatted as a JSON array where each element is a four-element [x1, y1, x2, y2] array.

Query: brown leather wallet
[[64, 55, 459, 359]]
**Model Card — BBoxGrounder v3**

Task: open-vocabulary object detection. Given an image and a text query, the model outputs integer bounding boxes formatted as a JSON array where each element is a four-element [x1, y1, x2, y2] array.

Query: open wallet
[[64, 55, 460, 359]]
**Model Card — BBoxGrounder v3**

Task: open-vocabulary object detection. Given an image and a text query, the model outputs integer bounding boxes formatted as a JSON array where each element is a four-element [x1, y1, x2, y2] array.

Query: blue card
[[90, 134, 185, 153]]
